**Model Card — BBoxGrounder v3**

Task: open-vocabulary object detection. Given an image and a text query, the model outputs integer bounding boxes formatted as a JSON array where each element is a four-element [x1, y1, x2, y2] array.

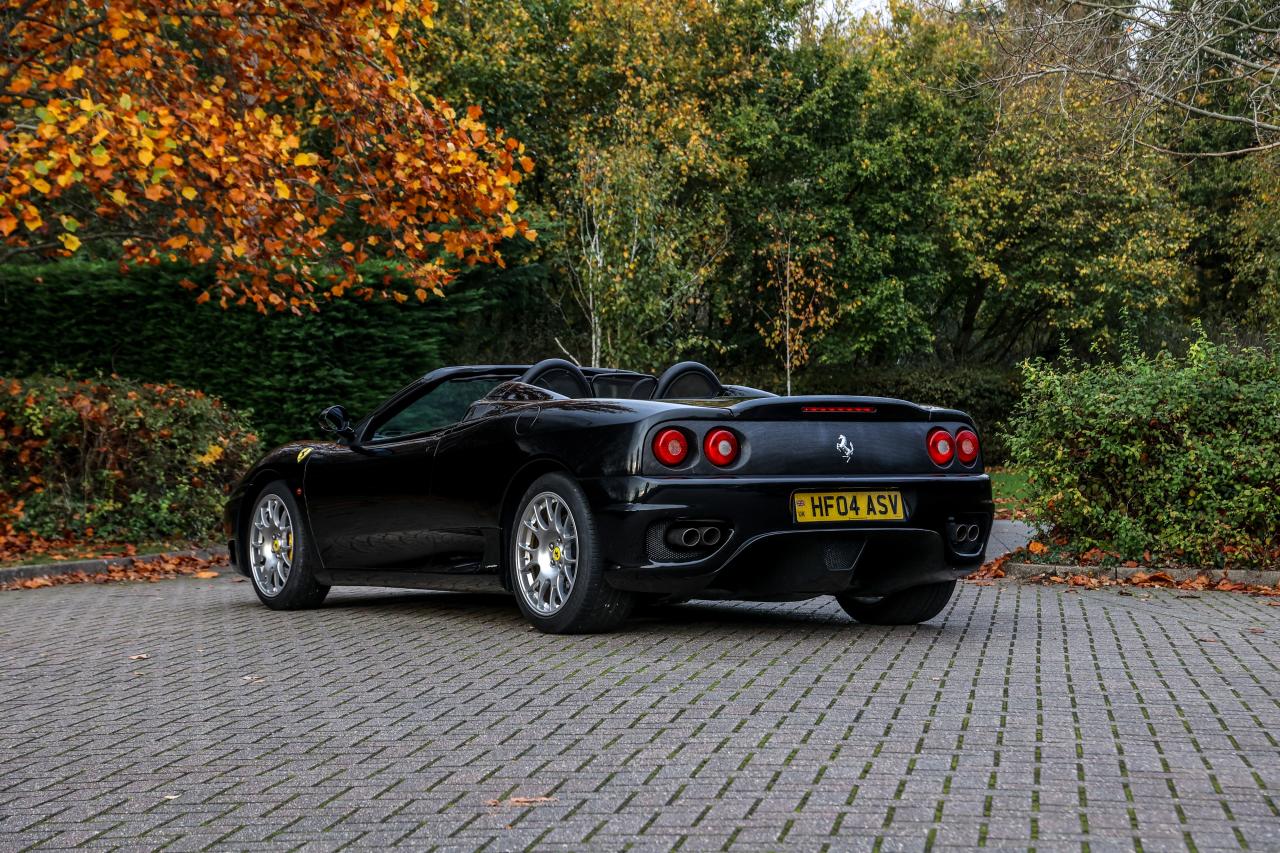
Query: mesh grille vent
[[645, 523, 718, 564]]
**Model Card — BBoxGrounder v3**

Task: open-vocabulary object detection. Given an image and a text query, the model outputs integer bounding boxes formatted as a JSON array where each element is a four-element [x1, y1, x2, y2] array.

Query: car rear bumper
[[583, 474, 993, 600]]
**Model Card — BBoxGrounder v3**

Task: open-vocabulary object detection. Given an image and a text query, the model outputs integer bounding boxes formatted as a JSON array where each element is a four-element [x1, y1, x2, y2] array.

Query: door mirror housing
[[318, 404, 357, 443]]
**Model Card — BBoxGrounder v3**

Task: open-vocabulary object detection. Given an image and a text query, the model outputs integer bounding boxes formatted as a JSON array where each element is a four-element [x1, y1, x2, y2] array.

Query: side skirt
[[314, 568, 508, 594]]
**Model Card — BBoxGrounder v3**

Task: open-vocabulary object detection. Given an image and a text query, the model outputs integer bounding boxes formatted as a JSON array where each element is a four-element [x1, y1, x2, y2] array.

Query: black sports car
[[223, 359, 993, 633]]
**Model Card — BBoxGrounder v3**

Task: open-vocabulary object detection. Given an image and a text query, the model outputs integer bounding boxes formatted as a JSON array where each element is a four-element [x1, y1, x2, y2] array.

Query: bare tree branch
[[940, 0, 1280, 155]]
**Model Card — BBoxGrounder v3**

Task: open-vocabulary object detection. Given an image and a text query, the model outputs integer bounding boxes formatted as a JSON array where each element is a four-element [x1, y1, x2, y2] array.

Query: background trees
[[3, 0, 1275, 437]]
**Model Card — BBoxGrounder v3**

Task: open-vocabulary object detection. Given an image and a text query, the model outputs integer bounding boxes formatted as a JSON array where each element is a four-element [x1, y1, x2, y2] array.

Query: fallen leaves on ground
[[968, 553, 1009, 580], [486, 797, 556, 807], [993, 500, 1030, 522], [0, 530, 142, 567], [968, 551, 1279, 597], [1, 553, 229, 591]]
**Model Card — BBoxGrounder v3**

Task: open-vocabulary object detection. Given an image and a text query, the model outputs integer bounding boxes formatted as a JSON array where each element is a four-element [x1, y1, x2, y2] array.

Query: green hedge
[[1007, 338, 1280, 569], [0, 375, 258, 541], [731, 364, 1022, 464], [0, 262, 507, 447], [0, 262, 1023, 463]]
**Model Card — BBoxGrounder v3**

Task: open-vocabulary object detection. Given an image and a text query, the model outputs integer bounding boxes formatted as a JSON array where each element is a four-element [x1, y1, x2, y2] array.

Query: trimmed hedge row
[[0, 262, 502, 447], [0, 263, 1026, 464], [1007, 338, 1280, 569]]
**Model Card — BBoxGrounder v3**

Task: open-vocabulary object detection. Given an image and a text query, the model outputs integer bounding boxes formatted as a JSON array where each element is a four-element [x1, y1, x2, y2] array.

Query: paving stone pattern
[[1, 570, 1277, 851]]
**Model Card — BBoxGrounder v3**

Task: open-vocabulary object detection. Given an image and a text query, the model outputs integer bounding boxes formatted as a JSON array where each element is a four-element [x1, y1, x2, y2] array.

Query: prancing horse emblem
[[835, 435, 854, 463]]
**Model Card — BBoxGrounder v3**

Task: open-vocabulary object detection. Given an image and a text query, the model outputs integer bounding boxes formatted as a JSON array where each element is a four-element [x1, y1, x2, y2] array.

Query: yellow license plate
[[792, 490, 906, 523]]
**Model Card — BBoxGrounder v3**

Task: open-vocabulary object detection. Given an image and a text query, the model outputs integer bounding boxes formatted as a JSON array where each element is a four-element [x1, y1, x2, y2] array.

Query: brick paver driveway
[[2, 554, 1278, 850]]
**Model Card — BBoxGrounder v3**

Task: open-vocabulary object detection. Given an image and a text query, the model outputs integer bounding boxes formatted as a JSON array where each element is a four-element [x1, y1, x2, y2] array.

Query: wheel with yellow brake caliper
[[244, 481, 329, 610]]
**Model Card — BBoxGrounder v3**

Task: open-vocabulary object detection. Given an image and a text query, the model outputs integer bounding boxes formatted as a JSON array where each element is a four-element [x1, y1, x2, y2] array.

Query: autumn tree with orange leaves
[[0, 0, 534, 311]]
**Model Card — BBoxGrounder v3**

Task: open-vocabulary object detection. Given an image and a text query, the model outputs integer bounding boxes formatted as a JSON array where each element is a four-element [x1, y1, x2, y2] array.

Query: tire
[[508, 472, 633, 634], [242, 481, 329, 610], [837, 580, 956, 625]]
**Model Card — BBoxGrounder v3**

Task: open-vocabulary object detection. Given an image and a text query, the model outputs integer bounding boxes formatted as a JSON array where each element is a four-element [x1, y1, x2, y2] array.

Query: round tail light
[[653, 428, 689, 466], [703, 428, 739, 466], [926, 428, 955, 467], [955, 429, 979, 465]]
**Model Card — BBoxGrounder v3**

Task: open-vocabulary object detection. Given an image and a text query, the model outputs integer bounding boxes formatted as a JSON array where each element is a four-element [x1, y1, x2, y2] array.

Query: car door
[[303, 375, 506, 572]]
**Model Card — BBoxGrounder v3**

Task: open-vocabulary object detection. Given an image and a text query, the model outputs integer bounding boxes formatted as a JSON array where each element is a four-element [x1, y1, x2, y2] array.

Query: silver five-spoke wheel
[[250, 493, 294, 597], [514, 491, 578, 615]]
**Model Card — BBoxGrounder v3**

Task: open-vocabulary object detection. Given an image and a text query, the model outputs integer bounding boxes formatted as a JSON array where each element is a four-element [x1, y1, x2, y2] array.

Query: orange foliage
[[0, 552, 228, 590], [0, 0, 534, 311]]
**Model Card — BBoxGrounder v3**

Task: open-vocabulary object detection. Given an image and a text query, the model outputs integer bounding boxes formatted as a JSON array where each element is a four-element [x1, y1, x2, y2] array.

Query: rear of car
[[586, 395, 994, 604]]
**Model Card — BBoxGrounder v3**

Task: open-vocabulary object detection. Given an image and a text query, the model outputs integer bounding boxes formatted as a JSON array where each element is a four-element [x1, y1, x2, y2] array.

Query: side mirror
[[318, 404, 357, 443]]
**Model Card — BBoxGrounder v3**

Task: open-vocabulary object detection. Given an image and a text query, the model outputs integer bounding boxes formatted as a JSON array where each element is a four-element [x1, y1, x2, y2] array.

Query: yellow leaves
[[66, 66, 85, 82], [293, 152, 320, 167], [111, 189, 128, 206], [30, 178, 52, 194], [58, 233, 82, 252], [138, 149, 154, 166], [195, 443, 224, 466], [110, 26, 130, 41], [181, 186, 197, 201], [274, 179, 291, 199]]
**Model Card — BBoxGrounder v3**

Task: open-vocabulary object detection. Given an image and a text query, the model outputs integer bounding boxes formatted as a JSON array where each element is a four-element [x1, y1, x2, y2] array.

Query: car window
[[370, 377, 504, 441]]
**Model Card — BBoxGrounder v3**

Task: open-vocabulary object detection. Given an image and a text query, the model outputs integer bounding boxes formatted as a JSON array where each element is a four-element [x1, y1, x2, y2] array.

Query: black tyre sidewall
[[838, 580, 956, 625], [509, 473, 630, 633], [243, 481, 329, 610]]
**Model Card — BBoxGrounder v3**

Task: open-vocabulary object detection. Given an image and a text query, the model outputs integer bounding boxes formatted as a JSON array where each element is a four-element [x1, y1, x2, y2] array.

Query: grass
[[989, 466, 1032, 520]]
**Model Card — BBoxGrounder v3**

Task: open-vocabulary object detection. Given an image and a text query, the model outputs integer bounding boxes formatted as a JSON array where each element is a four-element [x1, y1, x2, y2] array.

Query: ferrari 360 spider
[[224, 359, 993, 633]]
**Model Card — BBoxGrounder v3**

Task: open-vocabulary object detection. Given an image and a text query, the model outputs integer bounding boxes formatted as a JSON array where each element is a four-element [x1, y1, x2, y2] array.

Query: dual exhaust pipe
[[666, 524, 723, 550], [949, 523, 981, 544]]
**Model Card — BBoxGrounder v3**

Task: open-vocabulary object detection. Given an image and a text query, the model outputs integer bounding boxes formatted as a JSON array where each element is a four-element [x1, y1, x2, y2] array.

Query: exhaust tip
[[947, 520, 982, 548], [699, 526, 722, 547], [664, 526, 702, 549]]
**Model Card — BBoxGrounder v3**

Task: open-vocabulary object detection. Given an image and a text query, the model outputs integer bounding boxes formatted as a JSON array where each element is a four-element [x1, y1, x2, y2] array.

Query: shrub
[[1006, 337, 1280, 568], [729, 364, 1022, 463], [0, 375, 258, 542]]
